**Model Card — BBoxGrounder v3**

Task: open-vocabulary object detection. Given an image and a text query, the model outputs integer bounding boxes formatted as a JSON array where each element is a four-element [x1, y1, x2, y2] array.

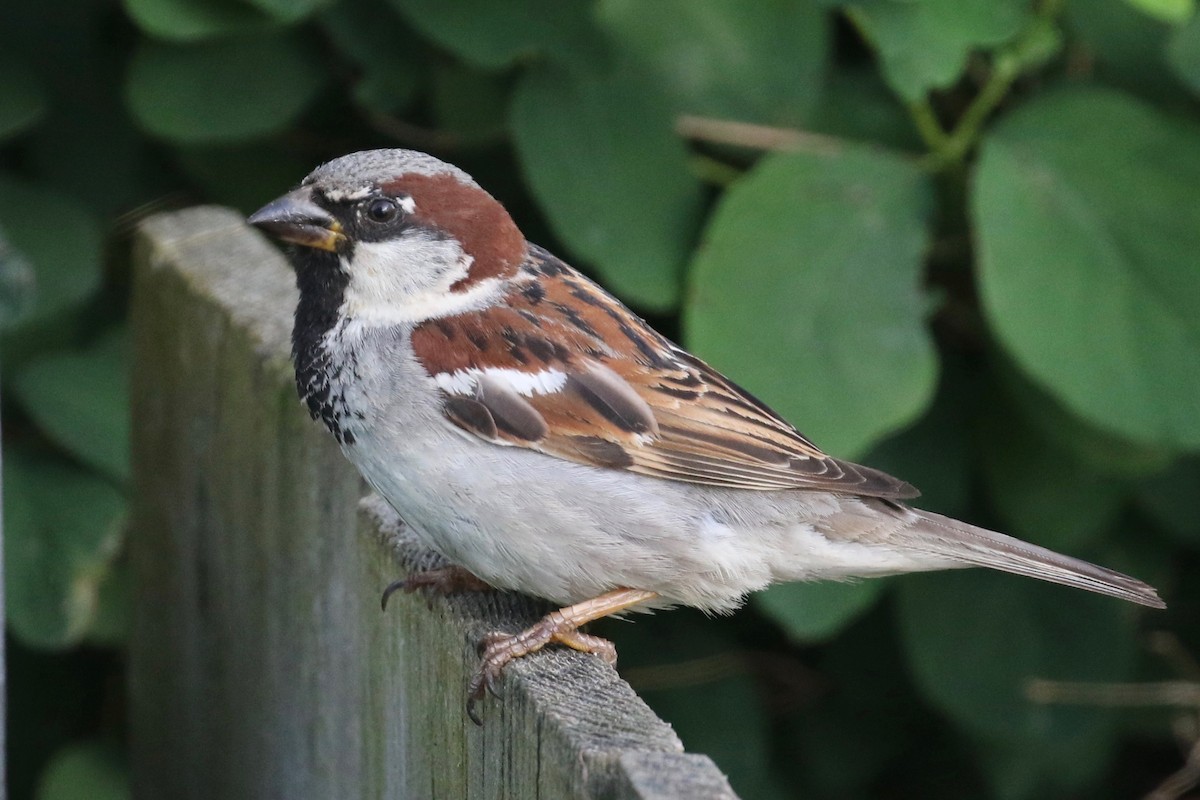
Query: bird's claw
[[466, 643, 510, 725], [380, 566, 492, 611], [465, 628, 544, 724]]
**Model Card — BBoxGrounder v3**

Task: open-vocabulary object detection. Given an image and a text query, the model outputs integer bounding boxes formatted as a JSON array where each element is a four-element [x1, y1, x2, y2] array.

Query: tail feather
[[904, 508, 1165, 609]]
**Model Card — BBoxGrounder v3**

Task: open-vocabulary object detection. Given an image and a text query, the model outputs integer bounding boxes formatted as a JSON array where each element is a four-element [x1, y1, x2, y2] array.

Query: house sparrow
[[249, 149, 1164, 723]]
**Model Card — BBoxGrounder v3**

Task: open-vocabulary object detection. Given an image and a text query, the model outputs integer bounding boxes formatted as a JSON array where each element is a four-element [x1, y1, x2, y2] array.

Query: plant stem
[[915, 0, 1065, 171], [908, 100, 951, 153], [676, 115, 845, 156]]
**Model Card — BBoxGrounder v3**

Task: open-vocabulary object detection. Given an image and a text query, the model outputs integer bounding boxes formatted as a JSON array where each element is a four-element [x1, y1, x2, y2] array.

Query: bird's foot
[[464, 587, 657, 724], [467, 620, 617, 725], [380, 566, 493, 611]]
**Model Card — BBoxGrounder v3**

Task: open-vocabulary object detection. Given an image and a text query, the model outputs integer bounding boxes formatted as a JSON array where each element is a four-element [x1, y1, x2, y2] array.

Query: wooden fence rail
[[128, 207, 739, 800]]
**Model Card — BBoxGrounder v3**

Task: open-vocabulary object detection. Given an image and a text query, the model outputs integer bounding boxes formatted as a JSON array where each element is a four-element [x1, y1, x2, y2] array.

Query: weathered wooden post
[[128, 206, 739, 799]]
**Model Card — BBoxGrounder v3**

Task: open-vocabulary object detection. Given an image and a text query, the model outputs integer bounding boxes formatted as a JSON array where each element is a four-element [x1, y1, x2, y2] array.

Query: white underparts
[[434, 367, 568, 397], [337, 234, 503, 328]]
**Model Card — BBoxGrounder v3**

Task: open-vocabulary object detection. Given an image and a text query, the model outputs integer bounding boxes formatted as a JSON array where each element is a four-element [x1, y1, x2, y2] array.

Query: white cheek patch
[[398, 195, 416, 214], [338, 234, 503, 327], [434, 367, 568, 397]]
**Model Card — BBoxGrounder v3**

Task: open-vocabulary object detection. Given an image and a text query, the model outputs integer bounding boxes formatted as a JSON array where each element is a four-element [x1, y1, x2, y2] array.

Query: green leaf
[[242, 0, 330, 23], [974, 86, 1200, 450], [808, 65, 924, 152], [387, 0, 595, 69], [320, 0, 423, 114], [36, 742, 129, 800], [175, 141, 316, 214], [1137, 457, 1200, 545], [429, 64, 510, 146], [1066, 0, 1193, 108], [784, 613, 925, 795], [849, 0, 1028, 100], [511, 61, 703, 310], [0, 176, 103, 330], [996, 359, 1173, 479], [863, 360, 973, 517], [123, 0, 277, 41], [0, 55, 46, 141], [756, 579, 884, 643], [11, 328, 131, 483], [595, 0, 828, 127], [976, 728, 1119, 800], [125, 34, 325, 144], [685, 147, 937, 457], [977, 389, 1127, 553], [1167, 11, 1200, 94], [24, 95, 166, 220], [1123, 0, 1196, 24], [4, 447, 126, 650], [86, 557, 131, 646], [896, 570, 1137, 745], [611, 611, 786, 800], [0, 228, 38, 330]]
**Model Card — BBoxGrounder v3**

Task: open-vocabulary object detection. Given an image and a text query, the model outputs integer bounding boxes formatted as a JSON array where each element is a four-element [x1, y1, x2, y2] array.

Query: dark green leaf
[[242, 0, 330, 23], [785, 609, 939, 796], [511, 61, 703, 310], [0, 229, 38, 330], [978, 389, 1127, 553], [685, 147, 937, 457], [0, 55, 46, 141], [1167, 11, 1200, 95], [125, 34, 325, 144], [320, 0, 422, 114], [25, 93, 165, 220], [974, 86, 1200, 449], [976, 728, 1119, 800], [4, 447, 126, 650], [175, 141, 316, 214], [1138, 457, 1200, 545], [430, 64, 510, 146], [808, 65, 924, 151], [11, 328, 131, 483], [36, 742, 129, 800], [863, 360, 973, 517], [896, 570, 1137, 744], [1067, 0, 1193, 106], [849, 0, 1028, 100], [612, 611, 785, 800], [0, 177, 103, 330], [387, 0, 595, 69], [86, 557, 131, 646], [755, 579, 884, 643], [596, 0, 828, 127], [1123, 0, 1195, 24], [996, 359, 1174, 479], [123, 0, 277, 41]]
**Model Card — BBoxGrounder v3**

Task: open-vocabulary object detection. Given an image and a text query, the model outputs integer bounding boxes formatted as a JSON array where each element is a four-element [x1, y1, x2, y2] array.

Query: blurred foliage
[[1, 0, 1199, 797]]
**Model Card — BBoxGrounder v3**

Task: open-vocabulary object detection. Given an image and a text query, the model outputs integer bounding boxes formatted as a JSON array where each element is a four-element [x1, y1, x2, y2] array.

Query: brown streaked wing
[[414, 247, 919, 500]]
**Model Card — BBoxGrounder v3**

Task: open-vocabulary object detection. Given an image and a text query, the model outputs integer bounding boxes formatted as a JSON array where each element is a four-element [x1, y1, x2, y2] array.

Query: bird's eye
[[365, 198, 399, 223]]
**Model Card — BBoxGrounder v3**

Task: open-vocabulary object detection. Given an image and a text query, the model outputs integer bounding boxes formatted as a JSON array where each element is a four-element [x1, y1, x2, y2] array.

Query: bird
[[248, 148, 1165, 723]]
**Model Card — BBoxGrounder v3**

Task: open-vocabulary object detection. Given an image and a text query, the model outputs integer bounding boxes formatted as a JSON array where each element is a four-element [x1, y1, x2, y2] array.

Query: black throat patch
[[289, 246, 359, 444]]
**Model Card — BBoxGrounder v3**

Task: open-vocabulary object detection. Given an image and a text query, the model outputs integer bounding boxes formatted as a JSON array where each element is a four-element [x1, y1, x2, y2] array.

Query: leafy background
[[2, 0, 1199, 797]]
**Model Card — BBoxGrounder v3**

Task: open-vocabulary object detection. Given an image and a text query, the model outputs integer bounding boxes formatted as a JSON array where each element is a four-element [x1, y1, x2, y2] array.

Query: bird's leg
[[467, 587, 658, 724], [380, 565, 494, 611]]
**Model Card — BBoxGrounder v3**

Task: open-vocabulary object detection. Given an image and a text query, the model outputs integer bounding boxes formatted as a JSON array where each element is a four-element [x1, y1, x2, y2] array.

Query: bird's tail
[[900, 508, 1165, 609]]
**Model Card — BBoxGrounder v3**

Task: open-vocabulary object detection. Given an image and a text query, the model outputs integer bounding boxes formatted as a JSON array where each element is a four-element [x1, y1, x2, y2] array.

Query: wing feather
[[411, 246, 919, 500]]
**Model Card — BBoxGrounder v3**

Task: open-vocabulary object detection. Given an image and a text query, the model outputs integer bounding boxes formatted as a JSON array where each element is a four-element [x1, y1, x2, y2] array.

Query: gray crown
[[303, 149, 479, 191]]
